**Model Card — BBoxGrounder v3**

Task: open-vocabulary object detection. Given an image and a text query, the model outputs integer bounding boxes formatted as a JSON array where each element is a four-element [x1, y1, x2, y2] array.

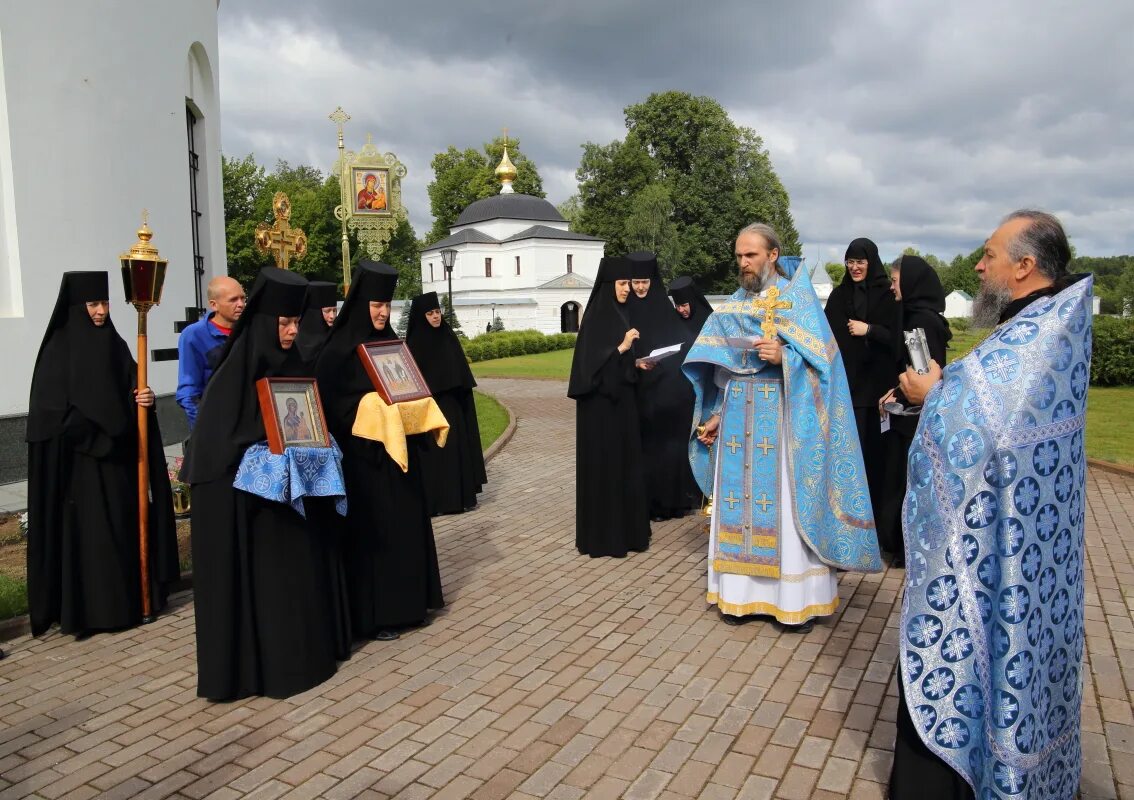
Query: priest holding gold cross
[[682, 223, 883, 633]]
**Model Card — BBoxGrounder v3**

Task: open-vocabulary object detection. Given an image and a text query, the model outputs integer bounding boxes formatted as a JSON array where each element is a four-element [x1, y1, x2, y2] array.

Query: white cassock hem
[[707, 440, 839, 624]]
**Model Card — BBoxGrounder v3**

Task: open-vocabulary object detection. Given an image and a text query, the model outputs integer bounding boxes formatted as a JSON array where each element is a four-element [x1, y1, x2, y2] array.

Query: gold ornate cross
[[724, 436, 742, 455], [754, 494, 774, 512], [730, 384, 744, 398], [755, 437, 775, 456], [753, 286, 792, 339], [757, 383, 776, 399], [255, 191, 308, 270], [723, 491, 741, 510]]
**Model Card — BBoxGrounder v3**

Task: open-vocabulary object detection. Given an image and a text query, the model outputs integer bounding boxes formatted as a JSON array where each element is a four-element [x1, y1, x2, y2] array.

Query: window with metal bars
[[186, 106, 205, 311]]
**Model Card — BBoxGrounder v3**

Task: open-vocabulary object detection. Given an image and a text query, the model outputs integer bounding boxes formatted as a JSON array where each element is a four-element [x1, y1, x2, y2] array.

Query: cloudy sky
[[217, 1, 1134, 264]]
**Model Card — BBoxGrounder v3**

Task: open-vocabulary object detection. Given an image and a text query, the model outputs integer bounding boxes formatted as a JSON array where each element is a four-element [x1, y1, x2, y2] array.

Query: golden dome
[[495, 145, 518, 184]]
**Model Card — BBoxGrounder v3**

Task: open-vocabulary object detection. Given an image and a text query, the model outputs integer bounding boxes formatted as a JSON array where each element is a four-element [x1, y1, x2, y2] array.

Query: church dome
[[454, 193, 565, 227]]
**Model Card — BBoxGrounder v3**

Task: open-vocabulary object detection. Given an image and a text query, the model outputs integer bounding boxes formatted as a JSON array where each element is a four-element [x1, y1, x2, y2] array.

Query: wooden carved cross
[[255, 191, 308, 270]]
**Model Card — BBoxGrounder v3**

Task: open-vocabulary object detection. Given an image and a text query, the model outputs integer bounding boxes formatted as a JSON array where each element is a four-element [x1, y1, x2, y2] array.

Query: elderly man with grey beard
[[681, 223, 882, 634], [890, 209, 1093, 799]]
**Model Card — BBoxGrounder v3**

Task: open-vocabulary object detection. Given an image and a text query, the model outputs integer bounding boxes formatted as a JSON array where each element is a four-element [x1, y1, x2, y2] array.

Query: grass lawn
[[0, 573, 28, 621], [469, 334, 1132, 465], [471, 349, 574, 380], [474, 389, 510, 451], [1084, 387, 1134, 466]]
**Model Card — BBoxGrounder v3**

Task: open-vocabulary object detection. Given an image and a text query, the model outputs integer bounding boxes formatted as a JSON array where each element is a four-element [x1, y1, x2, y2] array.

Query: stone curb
[[481, 390, 517, 463], [1087, 457, 1134, 478]]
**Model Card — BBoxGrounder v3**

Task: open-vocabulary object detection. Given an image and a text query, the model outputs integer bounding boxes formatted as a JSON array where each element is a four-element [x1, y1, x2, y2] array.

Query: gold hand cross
[[753, 286, 792, 339]]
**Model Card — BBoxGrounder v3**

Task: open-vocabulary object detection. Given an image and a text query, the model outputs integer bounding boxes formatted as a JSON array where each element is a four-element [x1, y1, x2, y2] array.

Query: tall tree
[[939, 246, 984, 297], [556, 195, 582, 228], [426, 137, 544, 244], [575, 91, 799, 292], [624, 183, 681, 280]]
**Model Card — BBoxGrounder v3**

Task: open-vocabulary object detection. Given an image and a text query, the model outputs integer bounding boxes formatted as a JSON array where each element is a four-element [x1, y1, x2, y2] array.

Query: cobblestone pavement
[[1, 377, 1131, 799]]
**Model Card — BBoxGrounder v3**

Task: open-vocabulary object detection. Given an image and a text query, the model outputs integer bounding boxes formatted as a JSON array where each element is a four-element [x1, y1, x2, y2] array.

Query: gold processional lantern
[[119, 212, 168, 623]]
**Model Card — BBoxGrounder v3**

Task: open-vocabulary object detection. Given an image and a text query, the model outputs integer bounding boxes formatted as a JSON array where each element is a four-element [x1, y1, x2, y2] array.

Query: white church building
[[0, 1, 225, 481], [409, 149, 605, 336]]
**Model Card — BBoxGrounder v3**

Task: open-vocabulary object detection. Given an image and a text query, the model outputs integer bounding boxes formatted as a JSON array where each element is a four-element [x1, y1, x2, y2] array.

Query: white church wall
[[419, 240, 602, 296], [0, 24, 24, 320], [450, 217, 569, 240], [0, 0, 224, 418], [945, 291, 973, 319]]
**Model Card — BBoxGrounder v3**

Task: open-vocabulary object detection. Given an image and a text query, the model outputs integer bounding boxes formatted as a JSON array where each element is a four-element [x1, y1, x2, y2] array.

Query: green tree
[[425, 137, 544, 244], [575, 91, 799, 292], [1070, 254, 1134, 314], [824, 262, 845, 284], [556, 194, 582, 228], [624, 183, 681, 280], [441, 292, 462, 335], [939, 247, 984, 297]]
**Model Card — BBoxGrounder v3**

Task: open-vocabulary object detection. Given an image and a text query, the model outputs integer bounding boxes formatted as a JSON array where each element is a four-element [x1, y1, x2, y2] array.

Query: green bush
[[461, 329, 577, 362], [1091, 316, 1134, 386], [947, 317, 971, 333]]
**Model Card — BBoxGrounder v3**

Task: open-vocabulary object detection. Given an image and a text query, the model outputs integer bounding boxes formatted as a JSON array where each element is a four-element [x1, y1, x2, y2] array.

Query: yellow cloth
[[351, 392, 449, 473]]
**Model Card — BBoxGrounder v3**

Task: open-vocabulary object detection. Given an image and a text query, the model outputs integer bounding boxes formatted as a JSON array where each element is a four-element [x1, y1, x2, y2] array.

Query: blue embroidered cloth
[[233, 439, 348, 518], [899, 276, 1092, 798], [682, 257, 882, 574]]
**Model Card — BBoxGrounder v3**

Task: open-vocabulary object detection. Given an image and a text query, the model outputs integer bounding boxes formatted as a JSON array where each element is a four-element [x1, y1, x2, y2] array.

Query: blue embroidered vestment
[[899, 277, 1093, 798], [681, 258, 882, 575]]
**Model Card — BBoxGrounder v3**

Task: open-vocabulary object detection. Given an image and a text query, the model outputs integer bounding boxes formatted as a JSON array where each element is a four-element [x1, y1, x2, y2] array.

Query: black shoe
[[780, 619, 814, 634], [721, 612, 754, 626], [374, 630, 400, 641], [891, 556, 905, 569]]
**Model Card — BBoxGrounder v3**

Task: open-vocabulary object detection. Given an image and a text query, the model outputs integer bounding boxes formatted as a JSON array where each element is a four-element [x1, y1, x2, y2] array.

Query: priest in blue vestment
[[683, 223, 883, 633], [892, 209, 1091, 800]]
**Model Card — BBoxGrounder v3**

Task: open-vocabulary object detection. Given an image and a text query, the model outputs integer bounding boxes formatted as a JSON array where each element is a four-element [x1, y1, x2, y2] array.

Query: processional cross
[[255, 191, 308, 270]]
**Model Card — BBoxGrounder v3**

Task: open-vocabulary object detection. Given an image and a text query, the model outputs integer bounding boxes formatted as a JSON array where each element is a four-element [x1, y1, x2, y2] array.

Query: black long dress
[[315, 261, 444, 636], [406, 292, 487, 515], [26, 272, 179, 637], [569, 257, 650, 557], [876, 256, 950, 557], [183, 268, 350, 701], [626, 253, 701, 520], [824, 238, 899, 517]]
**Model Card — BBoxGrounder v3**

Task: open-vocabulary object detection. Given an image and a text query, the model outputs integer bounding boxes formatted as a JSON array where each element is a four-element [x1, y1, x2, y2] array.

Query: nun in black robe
[[569, 256, 650, 558], [26, 271, 179, 637], [182, 267, 350, 701], [297, 280, 339, 364], [823, 237, 899, 517], [667, 276, 713, 344], [315, 261, 444, 640], [406, 291, 486, 515], [876, 255, 951, 563], [626, 252, 701, 520]]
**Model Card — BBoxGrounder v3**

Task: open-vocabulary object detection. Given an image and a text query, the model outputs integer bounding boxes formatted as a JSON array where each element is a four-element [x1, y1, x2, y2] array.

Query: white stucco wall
[[944, 292, 973, 318], [449, 218, 569, 240], [0, 0, 224, 417], [420, 240, 603, 296]]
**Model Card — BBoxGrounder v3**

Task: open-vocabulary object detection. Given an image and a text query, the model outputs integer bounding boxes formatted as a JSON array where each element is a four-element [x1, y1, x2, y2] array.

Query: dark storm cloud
[[218, 1, 1134, 263]]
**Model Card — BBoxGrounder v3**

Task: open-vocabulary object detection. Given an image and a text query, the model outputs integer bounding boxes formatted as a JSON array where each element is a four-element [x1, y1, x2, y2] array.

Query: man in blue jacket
[[176, 276, 245, 429]]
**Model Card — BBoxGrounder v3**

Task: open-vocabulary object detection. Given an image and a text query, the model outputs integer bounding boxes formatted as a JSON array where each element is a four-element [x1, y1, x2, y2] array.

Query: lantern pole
[[136, 306, 152, 621], [120, 212, 168, 624]]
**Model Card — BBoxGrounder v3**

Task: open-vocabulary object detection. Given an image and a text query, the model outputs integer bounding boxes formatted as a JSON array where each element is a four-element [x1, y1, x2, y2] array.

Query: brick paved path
[[1, 377, 1132, 799]]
